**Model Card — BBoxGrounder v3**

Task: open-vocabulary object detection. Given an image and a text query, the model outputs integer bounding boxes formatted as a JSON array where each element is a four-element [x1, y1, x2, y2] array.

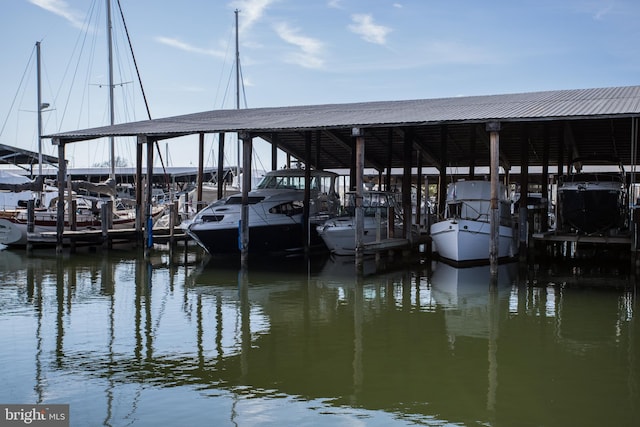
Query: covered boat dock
[[45, 85, 640, 267]]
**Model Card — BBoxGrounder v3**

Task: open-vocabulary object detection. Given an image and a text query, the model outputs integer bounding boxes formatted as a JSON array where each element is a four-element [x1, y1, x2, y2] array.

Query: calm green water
[[0, 246, 637, 426]]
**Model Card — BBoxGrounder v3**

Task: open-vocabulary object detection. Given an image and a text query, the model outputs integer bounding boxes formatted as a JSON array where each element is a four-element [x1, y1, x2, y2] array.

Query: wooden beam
[[55, 138, 65, 253], [197, 133, 204, 210], [217, 133, 225, 200], [486, 121, 501, 276], [240, 131, 252, 267], [476, 124, 511, 172]]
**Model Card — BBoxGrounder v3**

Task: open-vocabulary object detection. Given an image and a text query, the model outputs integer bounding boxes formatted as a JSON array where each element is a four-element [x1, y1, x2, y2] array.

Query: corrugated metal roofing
[[46, 85, 640, 142], [0, 143, 59, 167], [41, 85, 640, 172]]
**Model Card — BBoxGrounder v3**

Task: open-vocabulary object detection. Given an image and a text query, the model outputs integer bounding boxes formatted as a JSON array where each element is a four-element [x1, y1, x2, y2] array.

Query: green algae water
[[0, 247, 637, 426]]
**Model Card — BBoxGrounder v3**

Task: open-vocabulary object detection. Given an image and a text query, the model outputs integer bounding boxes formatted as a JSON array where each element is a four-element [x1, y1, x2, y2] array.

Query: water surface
[[0, 247, 637, 426]]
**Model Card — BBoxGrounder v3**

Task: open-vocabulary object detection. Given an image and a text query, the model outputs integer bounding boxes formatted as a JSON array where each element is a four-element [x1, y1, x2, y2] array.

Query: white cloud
[[28, 0, 86, 29], [155, 36, 226, 58], [593, 1, 614, 20], [393, 3, 403, 8], [274, 22, 324, 69], [328, 0, 343, 9], [229, 0, 277, 33], [348, 14, 392, 45]]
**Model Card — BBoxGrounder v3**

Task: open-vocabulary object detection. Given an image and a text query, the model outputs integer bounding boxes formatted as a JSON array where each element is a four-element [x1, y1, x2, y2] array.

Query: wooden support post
[[385, 128, 393, 192], [416, 152, 423, 227], [136, 136, 144, 243], [438, 125, 447, 219], [240, 131, 252, 268], [353, 128, 365, 268], [519, 123, 529, 256], [70, 199, 77, 253], [145, 138, 154, 254], [55, 139, 65, 254], [487, 122, 501, 276], [101, 203, 110, 249], [197, 133, 204, 212], [271, 133, 278, 171], [542, 125, 550, 233], [26, 200, 34, 254], [303, 132, 312, 252], [631, 118, 639, 253], [402, 128, 413, 239], [217, 133, 225, 202], [169, 200, 178, 247], [106, 199, 113, 229]]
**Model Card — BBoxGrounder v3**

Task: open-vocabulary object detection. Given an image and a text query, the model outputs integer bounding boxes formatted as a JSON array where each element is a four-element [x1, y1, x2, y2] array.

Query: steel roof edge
[[44, 85, 640, 142]]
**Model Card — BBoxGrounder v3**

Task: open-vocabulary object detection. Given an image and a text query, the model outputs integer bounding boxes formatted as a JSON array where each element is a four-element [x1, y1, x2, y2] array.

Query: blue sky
[[1, 0, 640, 170]]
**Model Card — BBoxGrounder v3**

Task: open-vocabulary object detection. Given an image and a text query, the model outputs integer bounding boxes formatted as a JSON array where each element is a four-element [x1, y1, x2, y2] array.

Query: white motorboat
[[430, 180, 517, 263], [183, 168, 340, 255], [316, 190, 405, 256], [556, 158, 627, 235]]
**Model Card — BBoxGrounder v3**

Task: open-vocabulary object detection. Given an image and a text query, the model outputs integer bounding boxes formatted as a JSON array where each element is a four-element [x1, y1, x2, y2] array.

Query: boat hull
[[187, 221, 325, 255], [0, 218, 24, 245], [557, 183, 626, 234], [316, 217, 400, 256], [430, 219, 516, 263]]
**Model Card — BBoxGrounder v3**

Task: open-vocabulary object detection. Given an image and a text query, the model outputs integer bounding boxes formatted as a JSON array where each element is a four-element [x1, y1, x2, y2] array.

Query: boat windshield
[[225, 196, 265, 205], [256, 174, 331, 192], [343, 192, 398, 216]]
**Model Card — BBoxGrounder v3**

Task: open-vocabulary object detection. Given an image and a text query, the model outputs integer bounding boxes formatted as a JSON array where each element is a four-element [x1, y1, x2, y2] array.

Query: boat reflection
[[0, 248, 637, 426]]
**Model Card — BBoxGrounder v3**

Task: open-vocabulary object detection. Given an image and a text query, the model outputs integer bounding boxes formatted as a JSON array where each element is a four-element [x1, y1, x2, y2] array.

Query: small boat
[[0, 195, 165, 246], [556, 158, 628, 235], [183, 168, 340, 255], [430, 180, 517, 264], [316, 190, 405, 256]]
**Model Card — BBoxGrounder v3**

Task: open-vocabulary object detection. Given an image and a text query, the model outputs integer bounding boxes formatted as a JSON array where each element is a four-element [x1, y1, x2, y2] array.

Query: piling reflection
[[0, 248, 637, 426]]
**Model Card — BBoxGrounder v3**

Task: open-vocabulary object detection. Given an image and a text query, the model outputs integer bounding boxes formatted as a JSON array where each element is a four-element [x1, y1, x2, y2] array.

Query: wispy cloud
[[593, 1, 614, 20], [28, 0, 86, 29], [229, 0, 277, 33], [569, 1, 617, 21], [274, 22, 324, 69], [348, 14, 392, 45], [155, 37, 226, 58], [327, 0, 343, 9]]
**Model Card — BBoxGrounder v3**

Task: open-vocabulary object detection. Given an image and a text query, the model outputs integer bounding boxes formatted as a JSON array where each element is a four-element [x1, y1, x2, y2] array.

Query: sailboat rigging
[[0, 1, 169, 247]]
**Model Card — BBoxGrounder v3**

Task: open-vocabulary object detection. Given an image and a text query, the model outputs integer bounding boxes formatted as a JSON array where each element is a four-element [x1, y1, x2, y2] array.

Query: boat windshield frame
[[255, 170, 338, 195]]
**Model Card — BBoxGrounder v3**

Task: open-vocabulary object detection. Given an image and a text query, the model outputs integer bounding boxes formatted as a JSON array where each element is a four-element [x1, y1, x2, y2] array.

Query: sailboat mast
[[36, 41, 43, 178], [106, 0, 115, 179], [235, 9, 240, 111], [235, 9, 241, 184]]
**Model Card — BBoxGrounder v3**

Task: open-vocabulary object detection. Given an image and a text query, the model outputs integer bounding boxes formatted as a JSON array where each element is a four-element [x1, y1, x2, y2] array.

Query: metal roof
[[0, 143, 59, 170], [44, 85, 640, 172]]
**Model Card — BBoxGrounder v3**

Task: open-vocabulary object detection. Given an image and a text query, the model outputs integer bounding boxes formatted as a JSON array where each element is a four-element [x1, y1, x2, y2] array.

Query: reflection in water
[[0, 248, 637, 426]]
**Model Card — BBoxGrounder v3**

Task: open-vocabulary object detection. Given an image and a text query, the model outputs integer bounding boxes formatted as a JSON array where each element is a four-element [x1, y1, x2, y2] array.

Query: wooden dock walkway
[[30, 227, 190, 247], [531, 231, 632, 245]]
